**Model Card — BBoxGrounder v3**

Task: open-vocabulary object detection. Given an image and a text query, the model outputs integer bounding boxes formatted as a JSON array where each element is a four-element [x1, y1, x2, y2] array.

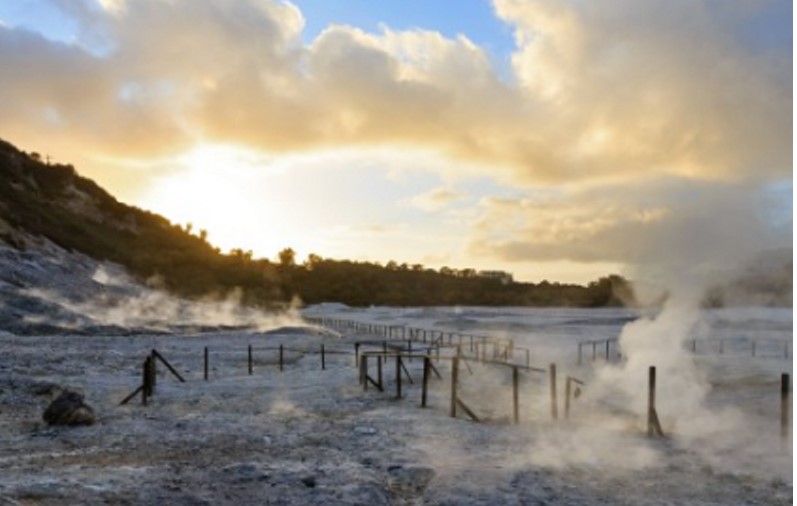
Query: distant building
[[477, 270, 514, 284]]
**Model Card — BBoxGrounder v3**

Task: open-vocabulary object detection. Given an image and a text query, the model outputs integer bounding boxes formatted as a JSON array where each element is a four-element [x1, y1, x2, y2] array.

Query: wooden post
[[565, 377, 571, 419], [512, 366, 519, 424], [421, 356, 430, 408], [248, 344, 253, 375], [321, 344, 325, 370], [152, 350, 186, 382], [781, 373, 790, 441], [647, 366, 664, 437], [142, 357, 150, 405], [148, 351, 157, 395], [549, 363, 558, 420], [648, 366, 655, 436], [355, 342, 360, 367], [450, 356, 460, 418], [362, 355, 368, 391], [605, 340, 610, 361], [396, 355, 402, 399], [204, 346, 209, 381], [279, 344, 284, 372], [377, 355, 383, 390]]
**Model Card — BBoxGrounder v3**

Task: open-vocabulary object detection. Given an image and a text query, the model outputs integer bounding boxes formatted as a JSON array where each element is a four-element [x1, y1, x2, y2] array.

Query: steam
[[593, 286, 711, 434], [23, 265, 302, 333]]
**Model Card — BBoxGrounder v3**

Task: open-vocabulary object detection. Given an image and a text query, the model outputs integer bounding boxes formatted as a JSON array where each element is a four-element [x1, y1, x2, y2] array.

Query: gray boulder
[[42, 390, 97, 426]]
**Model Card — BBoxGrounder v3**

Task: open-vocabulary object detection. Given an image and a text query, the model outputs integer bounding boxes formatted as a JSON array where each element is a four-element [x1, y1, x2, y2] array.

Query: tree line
[[0, 138, 635, 309]]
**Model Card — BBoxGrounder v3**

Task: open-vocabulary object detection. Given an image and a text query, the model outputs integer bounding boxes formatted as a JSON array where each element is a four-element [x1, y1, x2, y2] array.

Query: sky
[[0, 0, 792, 284]]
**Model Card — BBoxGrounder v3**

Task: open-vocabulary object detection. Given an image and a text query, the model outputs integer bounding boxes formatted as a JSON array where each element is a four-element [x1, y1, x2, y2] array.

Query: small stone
[[301, 476, 316, 488]]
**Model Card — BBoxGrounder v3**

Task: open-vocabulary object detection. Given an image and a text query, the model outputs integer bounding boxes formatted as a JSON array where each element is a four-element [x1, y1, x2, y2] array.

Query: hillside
[[0, 138, 286, 307], [0, 138, 642, 308], [3, 137, 786, 309]]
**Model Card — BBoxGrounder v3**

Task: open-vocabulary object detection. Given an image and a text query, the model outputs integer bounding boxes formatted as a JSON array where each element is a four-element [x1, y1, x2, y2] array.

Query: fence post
[[362, 355, 368, 392], [148, 350, 157, 395], [549, 363, 558, 420], [248, 344, 253, 375], [142, 357, 150, 405], [512, 366, 519, 424], [647, 366, 664, 437], [396, 355, 402, 399], [421, 356, 430, 408], [605, 340, 610, 361], [377, 355, 383, 390], [782, 373, 790, 441], [279, 344, 284, 372], [204, 346, 209, 381], [450, 356, 460, 418], [354, 342, 360, 367], [321, 344, 325, 370]]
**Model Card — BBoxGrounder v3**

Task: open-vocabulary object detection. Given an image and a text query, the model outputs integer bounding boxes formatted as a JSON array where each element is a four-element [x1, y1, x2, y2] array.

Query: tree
[[278, 247, 296, 267], [304, 253, 323, 270]]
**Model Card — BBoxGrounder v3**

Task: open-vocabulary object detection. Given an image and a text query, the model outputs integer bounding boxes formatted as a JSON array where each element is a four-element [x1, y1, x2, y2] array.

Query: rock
[[388, 465, 435, 493], [42, 390, 96, 426], [301, 476, 316, 488]]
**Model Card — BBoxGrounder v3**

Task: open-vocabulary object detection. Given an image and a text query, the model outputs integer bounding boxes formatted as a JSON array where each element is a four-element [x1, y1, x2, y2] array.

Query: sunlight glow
[[139, 144, 309, 258]]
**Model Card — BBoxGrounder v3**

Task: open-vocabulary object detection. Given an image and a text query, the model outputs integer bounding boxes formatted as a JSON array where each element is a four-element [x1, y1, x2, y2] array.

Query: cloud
[[468, 176, 791, 270], [0, 0, 789, 282], [0, 0, 789, 186], [404, 187, 465, 212]]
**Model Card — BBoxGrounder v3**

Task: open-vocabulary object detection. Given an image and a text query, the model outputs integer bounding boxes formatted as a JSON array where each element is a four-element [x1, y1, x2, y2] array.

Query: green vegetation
[[0, 138, 635, 308]]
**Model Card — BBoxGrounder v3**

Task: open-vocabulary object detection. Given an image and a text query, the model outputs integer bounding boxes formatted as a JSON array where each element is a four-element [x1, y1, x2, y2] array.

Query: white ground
[[0, 304, 792, 505], [0, 238, 791, 504]]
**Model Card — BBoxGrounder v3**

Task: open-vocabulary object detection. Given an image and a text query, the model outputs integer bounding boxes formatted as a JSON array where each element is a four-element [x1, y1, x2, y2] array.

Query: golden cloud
[[0, 0, 788, 186]]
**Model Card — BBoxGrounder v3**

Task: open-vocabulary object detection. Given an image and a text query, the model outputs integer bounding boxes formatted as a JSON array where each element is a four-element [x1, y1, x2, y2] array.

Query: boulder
[[42, 390, 96, 426]]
